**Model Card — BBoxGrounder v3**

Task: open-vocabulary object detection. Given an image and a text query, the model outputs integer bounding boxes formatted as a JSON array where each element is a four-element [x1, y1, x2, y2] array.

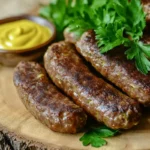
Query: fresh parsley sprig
[[40, 0, 150, 74], [80, 125, 119, 148]]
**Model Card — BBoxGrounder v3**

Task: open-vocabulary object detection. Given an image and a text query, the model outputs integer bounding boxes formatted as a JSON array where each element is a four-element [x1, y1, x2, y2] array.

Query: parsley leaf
[[80, 132, 107, 147], [125, 41, 150, 74], [39, 0, 92, 40], [39, 0, 150, 74], [135, 51, 150, 74], [95, 23, 125, 53], [79, 125, 119, 148]]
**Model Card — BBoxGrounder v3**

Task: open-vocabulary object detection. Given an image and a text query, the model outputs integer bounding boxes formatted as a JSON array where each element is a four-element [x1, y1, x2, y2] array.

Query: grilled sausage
[[13, 61, 87, 133], [64, 27, 80, 44], [44, 41, 141, 129], [76, 30, 150, 106]]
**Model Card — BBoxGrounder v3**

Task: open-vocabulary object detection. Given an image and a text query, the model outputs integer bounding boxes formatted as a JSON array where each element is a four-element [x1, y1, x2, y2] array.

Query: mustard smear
[[0, 19, 51, 50]]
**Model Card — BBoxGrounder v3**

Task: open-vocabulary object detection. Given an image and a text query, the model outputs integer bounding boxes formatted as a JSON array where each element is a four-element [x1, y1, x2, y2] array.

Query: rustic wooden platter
[[1, 1, 150, 150], [1, 65, 150, 150]]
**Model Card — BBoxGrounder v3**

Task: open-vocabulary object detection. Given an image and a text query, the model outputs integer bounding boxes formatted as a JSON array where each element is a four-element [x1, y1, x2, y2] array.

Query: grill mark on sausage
[[13, 61, 87, 133], [76, 30, 150, 106], [44, 41, 141, 129]]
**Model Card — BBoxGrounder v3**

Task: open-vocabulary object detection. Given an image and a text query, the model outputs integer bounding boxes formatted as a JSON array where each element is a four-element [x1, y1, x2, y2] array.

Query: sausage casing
[[13, 61, 87, 133], [44, 41, 141, 129], [76, 30, 150, 106], [63, 27, 80, 44]]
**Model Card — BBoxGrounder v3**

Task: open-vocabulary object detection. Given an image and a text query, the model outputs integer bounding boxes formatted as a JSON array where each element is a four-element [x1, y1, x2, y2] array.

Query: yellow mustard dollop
[[0, 19, 51, 50]]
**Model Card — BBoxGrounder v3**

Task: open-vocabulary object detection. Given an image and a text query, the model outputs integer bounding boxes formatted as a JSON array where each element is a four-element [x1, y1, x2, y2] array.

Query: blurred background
[[0, 0, 49, 19]]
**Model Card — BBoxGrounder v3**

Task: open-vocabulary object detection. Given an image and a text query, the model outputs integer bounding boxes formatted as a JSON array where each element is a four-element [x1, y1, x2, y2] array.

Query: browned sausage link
[[76, 30, 150, 106], [44, 41, 141, 129], [13, 61, 87, 133], [64, 27, 81, 44], [142, 0, 150, 22]]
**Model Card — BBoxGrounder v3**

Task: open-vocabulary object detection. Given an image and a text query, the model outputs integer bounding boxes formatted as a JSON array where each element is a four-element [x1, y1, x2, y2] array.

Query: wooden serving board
[[1, 1, 150, 150], [1, 66, 150, 150]]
